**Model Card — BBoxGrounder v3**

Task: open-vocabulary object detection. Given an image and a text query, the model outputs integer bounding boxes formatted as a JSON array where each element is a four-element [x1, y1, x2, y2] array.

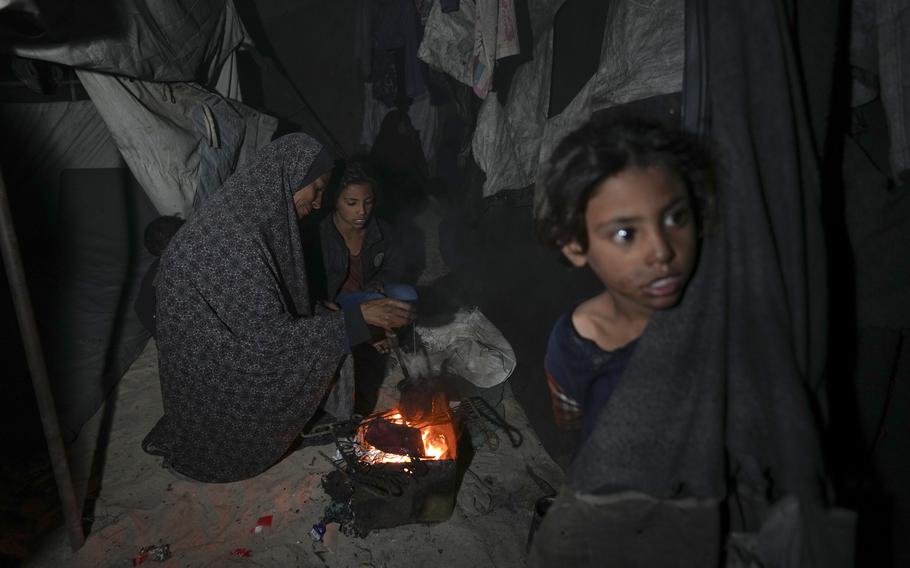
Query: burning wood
[[320, 392, 461, 535], [356, 403, 457, 465]]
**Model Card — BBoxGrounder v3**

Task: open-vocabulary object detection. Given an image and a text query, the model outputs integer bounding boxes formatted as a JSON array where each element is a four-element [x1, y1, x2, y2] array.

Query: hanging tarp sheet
[[76, 70, 277, 216], [851, 0, 910, 182], [7, 0, 246, 85], [461, 0, 683, 196], [418, 0, 520, 98]]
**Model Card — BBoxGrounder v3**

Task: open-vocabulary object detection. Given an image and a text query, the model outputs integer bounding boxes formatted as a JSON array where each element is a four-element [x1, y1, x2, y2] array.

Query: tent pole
[[0, 167, 85, 551]]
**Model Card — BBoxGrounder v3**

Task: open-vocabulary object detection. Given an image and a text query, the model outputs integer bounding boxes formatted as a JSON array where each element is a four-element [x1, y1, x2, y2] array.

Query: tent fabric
[[0, 100, 123, 196], [9, 0, 246, 85], [76, 70, 277, 217], [469, 0, 683, 196], [417, 0, 477, 88], [528, 0, 845, 564], [0, 0, 72, 41], [850, 0, 910, 182], [50, 168, 159, 443], [417, 0, 520, 99]]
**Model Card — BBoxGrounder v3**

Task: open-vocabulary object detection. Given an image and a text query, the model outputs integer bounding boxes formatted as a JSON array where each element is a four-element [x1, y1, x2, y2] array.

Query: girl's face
[[561, 165, 697, 319], [334, 182, 375, 230]]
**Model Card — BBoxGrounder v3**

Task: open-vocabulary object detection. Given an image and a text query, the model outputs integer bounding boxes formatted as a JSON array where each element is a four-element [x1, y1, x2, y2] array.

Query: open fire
[[355, 397, 457, 465], [321, 392, 461, 535], [355, 411, 456, 464]]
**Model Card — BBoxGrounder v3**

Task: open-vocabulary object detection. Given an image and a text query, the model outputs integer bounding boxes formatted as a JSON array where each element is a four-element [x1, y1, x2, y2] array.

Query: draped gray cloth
[[458, 0, 683, 197], [143, 134, 347, 483], [7, 0, 245, 84], [75, 70, 277, 217]]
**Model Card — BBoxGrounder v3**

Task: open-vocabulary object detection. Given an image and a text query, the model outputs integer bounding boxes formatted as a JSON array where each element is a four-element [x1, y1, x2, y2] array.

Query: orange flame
[[357, 407, 456, 464]]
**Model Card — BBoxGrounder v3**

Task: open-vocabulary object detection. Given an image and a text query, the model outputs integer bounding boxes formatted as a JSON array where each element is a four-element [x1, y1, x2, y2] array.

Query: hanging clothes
[[418, 0, 520, 99], [369, 0, 427, 106], [469, 0, 683, 196]]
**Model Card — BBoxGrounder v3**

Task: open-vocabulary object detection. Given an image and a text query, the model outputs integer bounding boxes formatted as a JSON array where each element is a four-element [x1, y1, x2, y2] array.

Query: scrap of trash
[[132, 543, 171, 565]]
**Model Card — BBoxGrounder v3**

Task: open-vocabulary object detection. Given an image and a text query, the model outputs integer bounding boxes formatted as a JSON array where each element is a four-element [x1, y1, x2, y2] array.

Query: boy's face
[[334, 182, 375, 230], [561, 166, 697, 319]]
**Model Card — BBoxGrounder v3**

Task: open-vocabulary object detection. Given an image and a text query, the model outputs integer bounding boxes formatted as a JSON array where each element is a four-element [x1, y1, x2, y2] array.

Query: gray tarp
[[851, 0, 910, 182], [6, 0, 274, 216], [0, 100, 122, 188], [76, 70, 277, 216], [444, 0, 683, 196], [9, 0, 246, 84], [417, 0, 519, 99]]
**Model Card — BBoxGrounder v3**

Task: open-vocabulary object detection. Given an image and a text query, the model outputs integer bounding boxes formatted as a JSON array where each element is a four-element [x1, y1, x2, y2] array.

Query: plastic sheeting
[[406, 307, 516, 389], [851, 0, 910, 182], [9, 0, 246, 85], [0, 100, 122, 189], [418, 0, 520, 99], [76, 70, 277, 216], [463, 0, 683, 196]]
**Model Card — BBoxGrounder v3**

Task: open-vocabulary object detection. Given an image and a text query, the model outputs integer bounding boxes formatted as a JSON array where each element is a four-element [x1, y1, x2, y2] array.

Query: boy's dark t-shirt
[[544, 310, 638, 440]]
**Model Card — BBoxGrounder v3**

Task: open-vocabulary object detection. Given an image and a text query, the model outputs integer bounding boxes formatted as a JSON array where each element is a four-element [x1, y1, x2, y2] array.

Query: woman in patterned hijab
[[143, 133, 412, 482]]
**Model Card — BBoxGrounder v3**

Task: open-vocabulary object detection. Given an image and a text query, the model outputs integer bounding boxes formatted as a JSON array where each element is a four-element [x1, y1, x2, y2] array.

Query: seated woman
[[317, 160, 417, 351], [142, 134, 414, 483]]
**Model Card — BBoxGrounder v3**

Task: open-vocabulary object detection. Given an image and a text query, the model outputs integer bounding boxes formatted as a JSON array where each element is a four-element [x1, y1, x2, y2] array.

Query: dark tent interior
[[1, 0, 908, 566]]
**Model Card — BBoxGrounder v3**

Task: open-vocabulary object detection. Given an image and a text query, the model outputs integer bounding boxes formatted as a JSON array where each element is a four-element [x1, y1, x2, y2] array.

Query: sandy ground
[[27, 341, 561, 568]]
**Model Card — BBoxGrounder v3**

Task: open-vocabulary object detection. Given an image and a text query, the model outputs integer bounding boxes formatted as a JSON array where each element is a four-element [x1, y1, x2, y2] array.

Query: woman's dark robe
[[143, 134, 346, 483]]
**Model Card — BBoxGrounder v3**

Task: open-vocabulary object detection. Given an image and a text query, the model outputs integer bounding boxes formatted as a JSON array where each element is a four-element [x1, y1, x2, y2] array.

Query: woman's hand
[[360, 298, 414, 331], [371, 337, 393, 354]]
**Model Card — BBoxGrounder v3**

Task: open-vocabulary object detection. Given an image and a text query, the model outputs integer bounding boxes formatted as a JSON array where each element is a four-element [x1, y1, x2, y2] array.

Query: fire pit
[[322, 392, 460, 536]]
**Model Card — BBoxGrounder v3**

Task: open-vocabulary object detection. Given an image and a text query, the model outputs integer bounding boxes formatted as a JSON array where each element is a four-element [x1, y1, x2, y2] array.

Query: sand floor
[[26, 334, 562, 568]]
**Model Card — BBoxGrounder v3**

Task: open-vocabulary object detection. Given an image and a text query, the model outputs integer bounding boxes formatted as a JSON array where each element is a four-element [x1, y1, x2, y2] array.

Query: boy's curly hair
[[535, 116, 715, 252], [323, 158, 381, 210]]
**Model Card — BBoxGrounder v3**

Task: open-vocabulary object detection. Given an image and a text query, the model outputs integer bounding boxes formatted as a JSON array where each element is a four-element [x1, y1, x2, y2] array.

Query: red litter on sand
[[230, 548, 253, 557], [250, 515, 273, 534]]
